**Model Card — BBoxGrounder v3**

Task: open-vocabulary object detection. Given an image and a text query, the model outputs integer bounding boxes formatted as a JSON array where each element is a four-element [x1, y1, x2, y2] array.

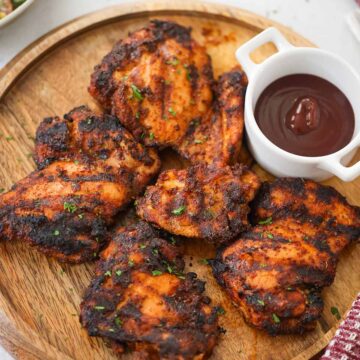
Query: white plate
[[0, 0, 34, 28]]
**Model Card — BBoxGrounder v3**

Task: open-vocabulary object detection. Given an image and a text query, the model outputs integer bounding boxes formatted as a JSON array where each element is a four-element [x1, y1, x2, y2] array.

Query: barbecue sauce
[[254, 74, 355, 157]]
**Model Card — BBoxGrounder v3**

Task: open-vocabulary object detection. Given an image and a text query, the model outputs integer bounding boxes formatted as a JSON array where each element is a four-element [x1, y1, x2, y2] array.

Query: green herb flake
[[177, 274, 186, 280], [104, 270, 112, 277], [170, 237, 176, 245], [78, 213, 84, 219], [87, 118, 92, 125], [135, 111, 140, 120], [266, 232, 274, 239], [152, 248, 159, 255], [166, 264, 173, 274], [59, 269, 65, 276], [64, 202, 77, 213], [286, 287, 294, 291], [331, 306, 341, 320], [128, 259, 134, 267], [5, 136, 14, 141], [53, 230, 60, 236], [257, 300, 265, 306], [108, 328, 115, 333], [140, 244, 147, 249], [165, 80, 171, 85], [172, 205, 186, 216], [168, 107, 177, 116], [152, 270, 163, 276], [194, 139, 203, 144], [115, 317, 123, 326], [115, 270, 123, 276], [165, 58, 179, 66], [141, 133, 146, 139], [259, 263, 267, 268], [149, 132, 155, 140], [0, 188, 4, 193], [94, 306, 105, 311], [258, 217, 272, 225], [198, 258, 209, 265], [217, 307, 226, 316], [272, 313, 281, 323], [130, 84, 144, 101]]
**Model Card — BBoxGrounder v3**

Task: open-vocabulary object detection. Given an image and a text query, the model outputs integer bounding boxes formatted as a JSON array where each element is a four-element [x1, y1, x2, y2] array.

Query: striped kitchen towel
[[321, 293, 360, 360]]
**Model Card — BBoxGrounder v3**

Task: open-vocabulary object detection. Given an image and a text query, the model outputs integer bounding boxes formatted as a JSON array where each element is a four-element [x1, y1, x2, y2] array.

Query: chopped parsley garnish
[[172, 205, 186, 215], [194, 139, 203, 144], [257, 300, 265, 306], [115, 270, 122, 276], [331, 306, 341, 320], [5, 136, 14, 141], [166, 58, 179, 66], [258, 217, 272, 225], [104, 270, 112, 277], [135, 111, 140, 119], [217, 307, 226, 316], [128, 259, 134, 267], [93, 252, 98, 258], [87, 118, 92, 125], [272, 313, 281, 323], [198, 258, 209, 265], [94, 306, 105, 311], [165, 79, 171, 85], [168, 107, 176, 116], [177, 274, 186, 280], [259, 263, 267, 268], [286, 287, 294, 291], [170, 237, 176, 245], [78, 213, 84, 219], [109, 328, 115, 332], [266, 232, 274, 239], [130, 84, 143, 101], [152, 248, 159, 255], [53, 230, 60, 236], [115, 317, 123, 326], [149, 132, 155, 140], [140, 244, 147, 249], [152, 270, 163, 276], [141, 133, 146, 139], [74, 160, 79, 165], [166, 264, 173, 274], [184, 65, 191, 81], [64, 202, 77, 213], [0, 188, 4, 193]]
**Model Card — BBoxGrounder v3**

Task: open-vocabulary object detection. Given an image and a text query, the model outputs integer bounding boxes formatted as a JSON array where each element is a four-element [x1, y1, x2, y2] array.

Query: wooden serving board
[[0, 2, 359, 359]]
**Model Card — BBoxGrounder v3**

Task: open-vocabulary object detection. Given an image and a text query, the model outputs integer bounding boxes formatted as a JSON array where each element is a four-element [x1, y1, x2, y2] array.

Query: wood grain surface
[[0, 1, 359, 359]]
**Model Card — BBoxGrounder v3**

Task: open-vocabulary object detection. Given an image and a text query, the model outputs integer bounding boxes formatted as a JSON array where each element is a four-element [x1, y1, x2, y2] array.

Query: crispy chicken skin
[[176, 68, 247, 166], [80, 222, 221, 359], [0, 106, 160, 263], [89, 20, 213, 148], [212, 178, 360, 334], [136, 164, 260, 244]]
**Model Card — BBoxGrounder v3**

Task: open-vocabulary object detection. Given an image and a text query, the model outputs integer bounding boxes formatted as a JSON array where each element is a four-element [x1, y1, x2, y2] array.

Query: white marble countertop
[[0, 0, 359, 359]]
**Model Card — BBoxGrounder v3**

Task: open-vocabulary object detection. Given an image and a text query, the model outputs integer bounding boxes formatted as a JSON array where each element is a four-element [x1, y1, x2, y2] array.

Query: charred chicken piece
[[176, 68, 247, 166], [80, 221, 221, 359], [136, 164, 260, 245], [0, 106, 160, 262], [212, 179, 360, 334], [253, 178, 360, 244], [89, 20, 213, 148]]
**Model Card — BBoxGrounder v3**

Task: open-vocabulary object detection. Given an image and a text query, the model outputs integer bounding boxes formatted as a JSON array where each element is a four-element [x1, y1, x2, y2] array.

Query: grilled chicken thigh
[[136, 164, 260, 245], [0, 106, 160, 262], [80, 221, 221, 359], [89, 20, 213, 148], [212, 178, 360, 334], [176, 68, 247, 166], [89, 20, 247, 167]]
